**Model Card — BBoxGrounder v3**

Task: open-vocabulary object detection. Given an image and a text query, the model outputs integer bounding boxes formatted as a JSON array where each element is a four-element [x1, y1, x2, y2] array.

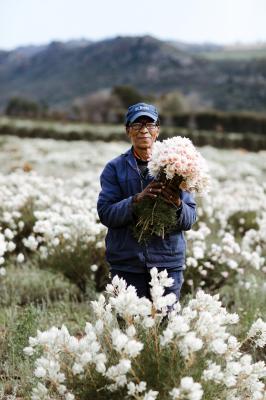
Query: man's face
[[127, 116, 159, 150]]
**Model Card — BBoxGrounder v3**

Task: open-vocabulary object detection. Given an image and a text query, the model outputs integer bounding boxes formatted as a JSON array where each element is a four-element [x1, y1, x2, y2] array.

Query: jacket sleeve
[[97, 162, 134, 228], [175, 191, 197, 231]]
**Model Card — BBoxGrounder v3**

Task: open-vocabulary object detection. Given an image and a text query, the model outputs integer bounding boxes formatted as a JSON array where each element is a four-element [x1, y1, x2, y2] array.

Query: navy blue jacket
[[97, 147, 197, 273]]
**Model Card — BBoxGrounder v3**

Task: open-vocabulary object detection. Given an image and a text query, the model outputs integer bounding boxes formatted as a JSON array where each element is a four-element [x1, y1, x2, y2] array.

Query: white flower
[[143, 317, 155, 328], [126, 325, 136, 337], [72, 363, 83, 375], [17, 252, 25, 263], [34, 366, 46, 378], [31, 382, 48, 399], [210, 339, 228, 354], [58, 384, 67, 394], [127, 381, 147, 395], [65, 393, 75, 400], [6, 241, 16, 252], [90, 264, 98, 272], [143, 389, 159, 400], [202, 362, 224, 383], [248, 318, 266, 348], [23, 346, 34, 356], [95, 319, 104, 334], [179, 331, 203, 356], [170, 377, 203, 400], [4, 228, 14, 240]]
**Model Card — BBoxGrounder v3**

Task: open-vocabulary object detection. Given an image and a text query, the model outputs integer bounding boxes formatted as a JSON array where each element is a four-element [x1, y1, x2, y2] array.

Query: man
[[97, 103, 196, 301]]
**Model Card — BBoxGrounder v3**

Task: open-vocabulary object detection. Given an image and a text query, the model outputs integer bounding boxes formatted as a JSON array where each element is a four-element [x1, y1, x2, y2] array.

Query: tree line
[[4, 85, 266, 135]]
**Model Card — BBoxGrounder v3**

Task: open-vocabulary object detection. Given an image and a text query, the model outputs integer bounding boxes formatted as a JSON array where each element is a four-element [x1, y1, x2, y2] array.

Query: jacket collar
[[123, 146, 140, 175], [123, 146, 154, 182]]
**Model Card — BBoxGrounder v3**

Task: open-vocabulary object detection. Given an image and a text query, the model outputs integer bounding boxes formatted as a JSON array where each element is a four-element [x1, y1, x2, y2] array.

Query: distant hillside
[[199, 44, 266, 60], [0, 35, 266, 112], [170, 41, 266, 59]]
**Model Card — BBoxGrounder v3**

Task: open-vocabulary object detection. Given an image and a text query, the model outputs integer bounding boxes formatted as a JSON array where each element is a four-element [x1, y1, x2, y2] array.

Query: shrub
[[38, 239, 109, 294], [24, 269, 266, 400], [5, 97, 41, 118]]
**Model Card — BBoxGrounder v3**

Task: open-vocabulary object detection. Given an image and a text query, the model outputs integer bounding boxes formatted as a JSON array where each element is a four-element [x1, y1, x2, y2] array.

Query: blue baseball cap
[[125, 102, 159, 125]]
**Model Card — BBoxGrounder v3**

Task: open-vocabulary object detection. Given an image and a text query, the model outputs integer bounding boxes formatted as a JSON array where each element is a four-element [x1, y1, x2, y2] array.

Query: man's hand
[[160, 180, 182, 207], [160, 185, 181, 207], [133, 182, 163, 203]]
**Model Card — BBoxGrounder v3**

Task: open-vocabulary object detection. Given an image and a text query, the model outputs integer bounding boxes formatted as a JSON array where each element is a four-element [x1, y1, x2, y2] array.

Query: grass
[[0, 298, 92, 397], [0, 262, 81, 306], [220, 272, 266, 336]]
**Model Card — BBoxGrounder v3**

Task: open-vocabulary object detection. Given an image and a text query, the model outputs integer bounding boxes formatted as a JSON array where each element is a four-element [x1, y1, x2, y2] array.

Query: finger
[[149, 188, 162, 194], [161, 189, 174, 199], [161, 190, 177, 202], [149, 182, 163, 189], [146, 187, 162, 195], [162, 187, 180, 198], [161, 187, 172, 195], [160, 196, 172, 204], [160, 191, 171, 201], [145, 193, 158, 199], [163, 180, 180, 189]]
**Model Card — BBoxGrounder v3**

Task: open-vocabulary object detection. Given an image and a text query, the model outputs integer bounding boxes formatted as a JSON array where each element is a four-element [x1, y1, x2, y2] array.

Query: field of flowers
[[0, 134, 265, 399]]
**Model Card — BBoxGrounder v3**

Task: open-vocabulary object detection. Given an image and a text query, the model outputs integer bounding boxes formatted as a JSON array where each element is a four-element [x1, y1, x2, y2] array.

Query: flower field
[[0, 134, 265, 399]]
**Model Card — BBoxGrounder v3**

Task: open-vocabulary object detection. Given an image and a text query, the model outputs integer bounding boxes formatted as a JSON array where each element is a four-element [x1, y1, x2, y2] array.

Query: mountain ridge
[[0, 35, 266, 112]]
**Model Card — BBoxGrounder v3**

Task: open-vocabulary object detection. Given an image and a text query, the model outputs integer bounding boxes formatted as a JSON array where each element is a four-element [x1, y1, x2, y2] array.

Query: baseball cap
[[125, 102, 159, 125]]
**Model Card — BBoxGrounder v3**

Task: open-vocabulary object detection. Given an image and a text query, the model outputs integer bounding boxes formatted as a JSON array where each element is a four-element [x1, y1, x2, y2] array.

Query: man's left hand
[[161, 185, 181, 207]]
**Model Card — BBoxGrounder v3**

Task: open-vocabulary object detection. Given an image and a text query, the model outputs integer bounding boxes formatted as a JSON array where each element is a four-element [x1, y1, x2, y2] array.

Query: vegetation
[[1, 115, 266, 151], [0, 136, 265, 398], [5, 97, 48, 119], [1, 36, 266, 112]]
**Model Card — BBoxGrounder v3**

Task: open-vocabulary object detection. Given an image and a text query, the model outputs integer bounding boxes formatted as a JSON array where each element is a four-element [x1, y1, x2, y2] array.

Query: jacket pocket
[[147, 233, 185, 256]]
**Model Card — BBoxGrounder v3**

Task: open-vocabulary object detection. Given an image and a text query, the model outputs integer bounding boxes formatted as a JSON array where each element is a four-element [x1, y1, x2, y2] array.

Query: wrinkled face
[[126, 116, 160, 151]]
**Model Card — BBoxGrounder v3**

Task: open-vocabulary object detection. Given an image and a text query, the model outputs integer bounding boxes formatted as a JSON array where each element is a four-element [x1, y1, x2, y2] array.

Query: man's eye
[[131, 124, 142, 129]]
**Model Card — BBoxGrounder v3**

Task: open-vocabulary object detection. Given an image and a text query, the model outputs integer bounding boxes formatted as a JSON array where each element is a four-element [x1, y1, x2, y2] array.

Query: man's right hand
[[133, 182, 163, 203]]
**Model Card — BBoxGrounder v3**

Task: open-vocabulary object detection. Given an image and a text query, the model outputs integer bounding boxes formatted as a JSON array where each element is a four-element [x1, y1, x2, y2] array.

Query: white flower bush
[[0, 170, 107, 289], [0, 171, 104, 254], [24, 269, 266, 400]]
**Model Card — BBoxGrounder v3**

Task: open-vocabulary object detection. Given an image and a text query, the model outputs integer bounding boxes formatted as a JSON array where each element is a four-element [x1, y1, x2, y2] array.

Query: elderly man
[[97, 103, 196, 301]]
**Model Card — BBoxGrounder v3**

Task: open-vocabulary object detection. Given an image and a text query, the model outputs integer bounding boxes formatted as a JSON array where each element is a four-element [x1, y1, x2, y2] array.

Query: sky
[[1, 0, 266, 50]]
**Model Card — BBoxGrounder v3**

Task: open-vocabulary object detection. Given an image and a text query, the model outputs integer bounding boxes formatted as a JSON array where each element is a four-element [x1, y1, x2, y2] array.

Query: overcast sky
[[1, 0, 266, 50]]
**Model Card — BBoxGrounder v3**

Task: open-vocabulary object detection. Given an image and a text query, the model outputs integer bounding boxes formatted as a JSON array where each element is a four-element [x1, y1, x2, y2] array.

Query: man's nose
[[139, 124, 149, 132]]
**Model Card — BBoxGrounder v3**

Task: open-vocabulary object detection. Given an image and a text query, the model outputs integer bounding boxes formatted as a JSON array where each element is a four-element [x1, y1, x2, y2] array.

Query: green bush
[[38, 240, 109, 294], [228, 211, 259, 238], [0, 263, 81, 306]]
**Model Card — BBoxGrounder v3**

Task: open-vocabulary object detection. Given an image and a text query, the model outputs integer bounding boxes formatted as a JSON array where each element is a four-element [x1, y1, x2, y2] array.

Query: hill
[[169, 41, 266, 60], [0, 35, 266, 112]]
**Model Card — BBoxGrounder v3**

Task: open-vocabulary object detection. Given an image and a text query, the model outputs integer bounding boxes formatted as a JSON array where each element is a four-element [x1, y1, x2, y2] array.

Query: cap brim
[[129, 112, 157, 124]]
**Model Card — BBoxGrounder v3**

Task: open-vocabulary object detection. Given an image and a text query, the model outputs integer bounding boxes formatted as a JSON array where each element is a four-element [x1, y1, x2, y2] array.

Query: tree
[[158, 91, 188, 115], [112, 85, 142, 108], [72, 90, 122, 123], [5, 97, 40, 117]]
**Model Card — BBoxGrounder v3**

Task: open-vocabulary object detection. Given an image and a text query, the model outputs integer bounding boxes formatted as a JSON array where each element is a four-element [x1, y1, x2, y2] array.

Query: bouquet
[[133, 136, 210, 242]]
